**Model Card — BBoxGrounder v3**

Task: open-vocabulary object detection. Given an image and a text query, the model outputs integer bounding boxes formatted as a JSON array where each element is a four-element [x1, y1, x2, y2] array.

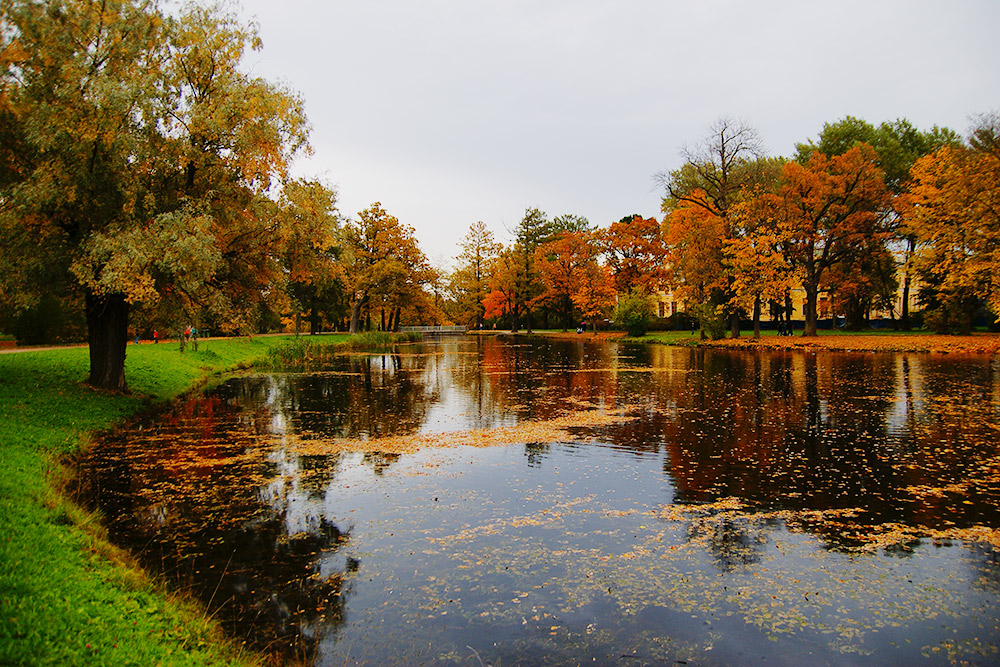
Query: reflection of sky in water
[[81, 338, 1000, 666]]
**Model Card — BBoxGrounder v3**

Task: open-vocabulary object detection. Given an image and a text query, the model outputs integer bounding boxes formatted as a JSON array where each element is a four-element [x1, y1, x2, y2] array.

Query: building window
[[671, 301, 677, 315], [658, 302, 665, 318]]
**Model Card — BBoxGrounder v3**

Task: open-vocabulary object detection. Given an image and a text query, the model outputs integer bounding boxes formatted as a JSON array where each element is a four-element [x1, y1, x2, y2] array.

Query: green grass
[[0, 333, 356, 666], [622, 330, 701, 345]]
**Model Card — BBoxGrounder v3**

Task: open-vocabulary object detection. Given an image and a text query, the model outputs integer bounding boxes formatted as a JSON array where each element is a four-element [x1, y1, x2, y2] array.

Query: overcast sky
[[233, 0, 999, 268]]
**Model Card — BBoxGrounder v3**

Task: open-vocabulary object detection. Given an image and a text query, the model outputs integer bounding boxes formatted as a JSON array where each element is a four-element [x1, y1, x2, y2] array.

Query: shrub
[[691, 302, 728, 340], [614, 291, 654, 337]]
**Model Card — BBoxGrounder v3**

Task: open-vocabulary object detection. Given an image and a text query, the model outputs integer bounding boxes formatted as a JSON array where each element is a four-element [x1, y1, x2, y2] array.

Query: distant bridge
[[399, 325, 468, 336]]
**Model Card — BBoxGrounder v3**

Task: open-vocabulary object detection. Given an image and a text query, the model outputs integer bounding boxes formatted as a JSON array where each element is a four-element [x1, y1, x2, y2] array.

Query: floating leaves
[[81, 338, 1000, 665], [660, 497, 1000, 551], [285, 406, 639, 456]]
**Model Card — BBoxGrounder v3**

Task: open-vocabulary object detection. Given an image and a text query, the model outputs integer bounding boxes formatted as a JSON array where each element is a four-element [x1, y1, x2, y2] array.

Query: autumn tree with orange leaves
[[765, 145, 891, 336], [280, 180, 342, 335], [483, 246, 521, 328], [657, 118, 770, 337], [601, 215, 669, 295], [449, 221, 500, 329], [535, 230, 603, 330], [905, 114, 1000, 333], [727, 191, 794, 338], [661, 195, 729, 319], [572, 262, 616, 334], [340, 203, 431, 333], [796, 116, 961, 329]]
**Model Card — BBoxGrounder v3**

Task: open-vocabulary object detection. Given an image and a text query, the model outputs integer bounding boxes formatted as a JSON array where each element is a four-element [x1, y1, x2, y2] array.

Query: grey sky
[[234, 0, 999, 267]]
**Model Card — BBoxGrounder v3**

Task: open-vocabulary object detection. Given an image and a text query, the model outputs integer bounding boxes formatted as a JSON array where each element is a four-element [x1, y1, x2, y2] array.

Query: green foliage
[[794, 115, 961, 193], [264, 332, 416, 367], [691, 302, 728, 340], [0, 0, 316, 389], [614, 291, 654, 337]]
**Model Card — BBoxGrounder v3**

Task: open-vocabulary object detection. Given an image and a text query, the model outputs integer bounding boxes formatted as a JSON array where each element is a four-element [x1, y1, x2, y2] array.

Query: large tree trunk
[[349, 295, 368, 334], [308, 294, 321, 335], [901, 272, 912, 331], [752, 294, 761, 339], [901, 237, 915, 331], [802, 282, 819, 337], [86, 291, 129, 392]]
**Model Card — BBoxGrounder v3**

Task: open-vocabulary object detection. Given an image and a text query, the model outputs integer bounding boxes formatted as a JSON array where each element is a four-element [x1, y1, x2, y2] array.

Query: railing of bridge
[[398, 325, 467, 334]]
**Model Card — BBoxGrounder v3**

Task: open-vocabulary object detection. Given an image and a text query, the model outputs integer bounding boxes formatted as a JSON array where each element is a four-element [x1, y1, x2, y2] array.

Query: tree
[[280, 179, 341, 335], [535, 229, 602, 330], [657, 117, 769, 337], [796, 116, 960, 328], [906, 116, 1000, 333], [449, 221, 500, 329], [341, 202, 415, 334], [614, 290, 654, 337], [571, 262, 616, 334], [0, 0, 311, 390], [601, 215, 668, 295], [662, 194, 729, 329], [770, 145, 891, 336], [726, 192, 795, 338], [483, 245, 519, 328], [551, 213, 593, 235], [511, 207, 553, 333], [340, 203, 429, 334]]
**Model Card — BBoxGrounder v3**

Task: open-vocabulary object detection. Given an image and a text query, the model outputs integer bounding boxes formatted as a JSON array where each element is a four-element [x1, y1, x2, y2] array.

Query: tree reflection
[[76, 337, 1000, 661], [78, 394, 356, 663]]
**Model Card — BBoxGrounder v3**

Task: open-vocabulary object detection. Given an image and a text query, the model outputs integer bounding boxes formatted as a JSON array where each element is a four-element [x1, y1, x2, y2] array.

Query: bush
[[691, 302, 727, 340], [614, 291, 654, 337]]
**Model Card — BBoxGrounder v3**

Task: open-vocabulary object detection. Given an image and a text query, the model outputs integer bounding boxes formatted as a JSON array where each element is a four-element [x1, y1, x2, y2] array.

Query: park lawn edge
[[529, 328, 1000, 354], [0, 333, 358, 666]]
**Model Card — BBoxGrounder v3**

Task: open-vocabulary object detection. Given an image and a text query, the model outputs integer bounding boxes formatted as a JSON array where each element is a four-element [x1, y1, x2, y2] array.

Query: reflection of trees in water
[[693, 516, 767, 572], [623, 348, 1000, 552], [77, 340, 1000, 659], [78, 394, 357, 664], [524, 442, 550, 468], [363, 451, 401, 475]]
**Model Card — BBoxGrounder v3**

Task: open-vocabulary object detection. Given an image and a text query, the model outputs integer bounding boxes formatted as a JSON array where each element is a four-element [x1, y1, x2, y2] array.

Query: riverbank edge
[[0, 333, 371, 666], [523, 329, 1000, 355]]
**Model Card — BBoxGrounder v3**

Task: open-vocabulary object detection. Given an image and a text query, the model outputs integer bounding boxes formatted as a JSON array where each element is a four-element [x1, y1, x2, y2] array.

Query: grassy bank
[[539, 327, 1000, 354], [0, 334, 354, 666]]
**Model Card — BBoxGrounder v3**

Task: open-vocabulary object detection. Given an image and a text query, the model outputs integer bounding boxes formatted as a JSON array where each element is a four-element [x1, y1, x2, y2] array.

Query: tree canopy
[[0, 0, 318, 389]]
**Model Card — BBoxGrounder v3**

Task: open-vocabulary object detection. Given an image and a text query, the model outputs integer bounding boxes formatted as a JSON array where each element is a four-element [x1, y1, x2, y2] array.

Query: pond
[[79, 336, 1000, 665]]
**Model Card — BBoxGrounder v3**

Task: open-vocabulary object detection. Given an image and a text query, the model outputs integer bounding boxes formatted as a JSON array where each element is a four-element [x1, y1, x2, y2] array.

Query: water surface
[[80, 337, 1000, 665]]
